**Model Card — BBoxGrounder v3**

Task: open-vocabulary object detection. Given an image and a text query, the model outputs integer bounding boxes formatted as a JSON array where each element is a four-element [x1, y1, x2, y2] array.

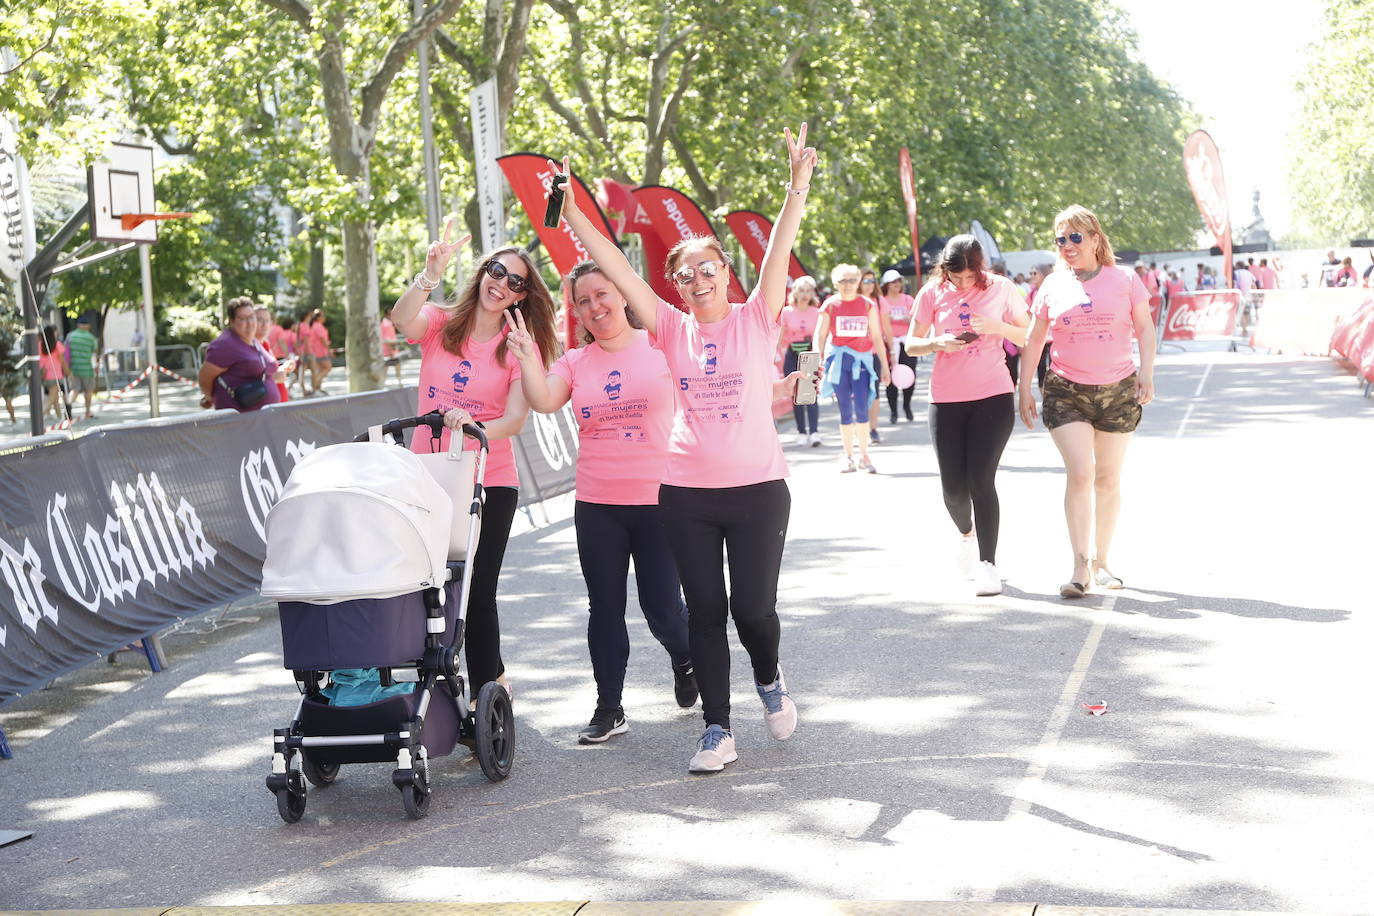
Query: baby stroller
[[261, 413, 513, 821]]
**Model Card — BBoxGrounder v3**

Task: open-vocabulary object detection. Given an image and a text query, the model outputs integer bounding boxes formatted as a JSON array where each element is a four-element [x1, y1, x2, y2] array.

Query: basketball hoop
[[120, 212, 194, 231]]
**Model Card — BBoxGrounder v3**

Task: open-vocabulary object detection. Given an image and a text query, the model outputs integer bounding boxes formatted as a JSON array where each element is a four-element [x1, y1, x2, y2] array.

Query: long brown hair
[[440, 246, 558, 369], [933, 235, 991, 291]]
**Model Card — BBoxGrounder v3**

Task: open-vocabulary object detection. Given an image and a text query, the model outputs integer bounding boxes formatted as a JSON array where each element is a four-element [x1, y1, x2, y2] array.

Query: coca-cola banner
[[898, 147, 921, 287], [1162, 290, 1240, 341], [1183, 130, 1233, 288], [496, 152, 619, 277], [0, 389, 581, 703], [632, 185, 748, 302], [723, 210, 811, 281]]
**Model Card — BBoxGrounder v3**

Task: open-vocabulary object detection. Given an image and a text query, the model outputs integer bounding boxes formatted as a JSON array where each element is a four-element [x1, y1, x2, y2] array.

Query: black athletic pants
[[928, 394, 1015, 564], [575, 500, 691, 711], [658, 480, 791, 730], [466, 485, 517, 694], [886, 349, 920, 417]]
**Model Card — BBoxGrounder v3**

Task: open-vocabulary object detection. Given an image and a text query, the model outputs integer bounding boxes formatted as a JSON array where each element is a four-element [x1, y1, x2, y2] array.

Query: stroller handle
[[354, 411, 489, 452]]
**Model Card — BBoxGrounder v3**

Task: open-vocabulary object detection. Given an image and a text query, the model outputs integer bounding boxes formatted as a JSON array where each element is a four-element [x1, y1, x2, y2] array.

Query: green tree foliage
[[1288, 0, 1374, 242]]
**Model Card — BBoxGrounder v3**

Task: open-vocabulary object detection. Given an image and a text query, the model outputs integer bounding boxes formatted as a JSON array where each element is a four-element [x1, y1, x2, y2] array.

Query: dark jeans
[[929, 394, 1015, 564], [466, 485, 517, 694], [659, 480, 791, 730], [886, 349, 920, 416], [574, 500, 690, 711], [783, 347, 819, 434]]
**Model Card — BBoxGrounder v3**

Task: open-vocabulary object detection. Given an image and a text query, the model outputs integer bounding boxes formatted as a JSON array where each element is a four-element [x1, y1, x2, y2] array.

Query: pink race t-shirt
[[880, 293, 915, 337], [779, 305, 819, 352], [914, 274, 1027, 403], [551, 331, 672, 505], [651, 290, 790, 489], [1034, 266, 1149, 386], [39, 342, 65, 381], [303, 322, 331, 359], [821, 295, 876, 352], [380, 317, 399, 358], [413, 303, 525, 489]]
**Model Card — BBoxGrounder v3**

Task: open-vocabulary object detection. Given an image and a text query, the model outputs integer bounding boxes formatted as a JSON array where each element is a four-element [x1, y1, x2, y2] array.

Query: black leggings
[[928, 394, 1014, 564], [659, 480, 791, 730], [465, 485, 518, 694], [574, 500, 690, 711], [885, 349, 919, 416]]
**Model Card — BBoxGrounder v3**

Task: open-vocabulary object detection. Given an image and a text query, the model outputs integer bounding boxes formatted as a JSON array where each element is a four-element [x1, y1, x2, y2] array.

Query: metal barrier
[[102, 345, 202, 388]]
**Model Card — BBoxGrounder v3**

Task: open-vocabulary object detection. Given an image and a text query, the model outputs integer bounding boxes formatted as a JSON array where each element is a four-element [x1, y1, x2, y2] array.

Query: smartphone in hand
[[955, 330, 980, 343], [543, 175, 568, 228], [794, 350, 822, 405]]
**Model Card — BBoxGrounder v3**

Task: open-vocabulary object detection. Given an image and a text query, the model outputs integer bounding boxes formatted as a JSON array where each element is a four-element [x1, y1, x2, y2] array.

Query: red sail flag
[[632, 185, 748, 302], [1182, 131, 1232, 289], [595, 178, 680, 307], [898, 147, 921, 288], [497, 152, 619, 277], [724, 210, 811, 281]]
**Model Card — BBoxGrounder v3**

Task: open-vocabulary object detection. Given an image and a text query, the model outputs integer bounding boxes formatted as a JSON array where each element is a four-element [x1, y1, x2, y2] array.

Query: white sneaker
[[958, 533, 978, 579], [756, 665, 797, 740], [688, 724, 737, 773], [808, 432, 823, 447], [974, 560, 1002, 596], [792, 432, 808, 446]]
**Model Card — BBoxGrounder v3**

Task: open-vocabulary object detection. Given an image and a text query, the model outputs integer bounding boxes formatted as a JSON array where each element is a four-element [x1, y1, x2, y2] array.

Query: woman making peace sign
[[390, 222, 559, 701]]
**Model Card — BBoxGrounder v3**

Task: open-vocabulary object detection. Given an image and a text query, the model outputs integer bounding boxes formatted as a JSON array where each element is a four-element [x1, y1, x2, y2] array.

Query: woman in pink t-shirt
[[779, 275, 822, 446], [905, 236, 1029, 597], [390, 220, 559, 703], [815, 263, 889, 473], [556, 124, 816, 774], [508, 261, 695, 745], [879, 269, 918, 423], [1017, 205, 1156, 599], [39, 325, 68, 420]]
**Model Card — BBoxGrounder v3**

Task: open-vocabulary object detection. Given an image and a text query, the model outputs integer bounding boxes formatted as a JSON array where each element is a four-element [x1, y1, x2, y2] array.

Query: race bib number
[[835, 316, 868, 336]]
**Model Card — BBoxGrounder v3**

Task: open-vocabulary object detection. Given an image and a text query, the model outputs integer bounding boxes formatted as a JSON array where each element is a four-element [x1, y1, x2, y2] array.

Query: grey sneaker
[[756, 665, 797, 740], [688, 724, 737, 773]]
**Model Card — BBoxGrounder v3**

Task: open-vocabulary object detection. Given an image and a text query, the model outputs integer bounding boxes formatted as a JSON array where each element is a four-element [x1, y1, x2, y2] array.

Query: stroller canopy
[[261, 442, 454, 603]]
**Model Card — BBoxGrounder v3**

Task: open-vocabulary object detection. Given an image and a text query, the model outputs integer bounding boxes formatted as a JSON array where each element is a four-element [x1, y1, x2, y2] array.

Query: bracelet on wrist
[[785, 182, 810, 196], [413, 270, 440, 291]]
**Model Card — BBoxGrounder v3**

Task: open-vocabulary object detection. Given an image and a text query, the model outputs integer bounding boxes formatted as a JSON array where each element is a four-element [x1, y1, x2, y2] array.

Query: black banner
[[0, 388, 580, 703]]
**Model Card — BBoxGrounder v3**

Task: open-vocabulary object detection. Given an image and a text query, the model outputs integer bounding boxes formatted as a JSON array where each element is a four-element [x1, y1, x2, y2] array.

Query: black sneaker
[[578, 708, 628, 744], [672, 663, 699, 708]]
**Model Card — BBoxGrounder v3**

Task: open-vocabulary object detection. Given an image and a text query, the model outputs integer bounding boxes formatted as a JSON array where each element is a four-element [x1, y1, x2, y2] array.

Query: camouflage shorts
[[1042, 370, 1142, 433]]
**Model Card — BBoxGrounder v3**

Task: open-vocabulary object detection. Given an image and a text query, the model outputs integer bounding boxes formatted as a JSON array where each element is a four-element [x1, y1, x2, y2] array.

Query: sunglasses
[[484, 258, 529, 293], [1054, 232, 1085, 248], [860, 277, 876, 284], [836, 277, 861, 285], [672, 259, 724, 285]]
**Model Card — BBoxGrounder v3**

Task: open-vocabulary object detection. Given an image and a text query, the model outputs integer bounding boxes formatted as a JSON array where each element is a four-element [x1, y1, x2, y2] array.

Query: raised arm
[[756, 123, 819, 320], [392, 219, 470, 341], [555, 158, 660, 335]]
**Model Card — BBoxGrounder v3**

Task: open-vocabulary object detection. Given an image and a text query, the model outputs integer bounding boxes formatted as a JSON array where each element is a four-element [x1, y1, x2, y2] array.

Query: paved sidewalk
[[1, 346, 1371, 913]]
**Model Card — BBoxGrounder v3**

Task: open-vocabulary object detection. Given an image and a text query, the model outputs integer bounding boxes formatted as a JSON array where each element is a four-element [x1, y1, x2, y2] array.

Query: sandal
[[1059, 580, 1089, 599], [1093, 568, 1124, 589]]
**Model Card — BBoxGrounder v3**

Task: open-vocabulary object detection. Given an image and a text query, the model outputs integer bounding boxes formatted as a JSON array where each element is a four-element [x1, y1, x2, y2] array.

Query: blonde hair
[[1053, 205, 1116, 269], [830, 262, 861, 285], [789, 275, 819, 307]]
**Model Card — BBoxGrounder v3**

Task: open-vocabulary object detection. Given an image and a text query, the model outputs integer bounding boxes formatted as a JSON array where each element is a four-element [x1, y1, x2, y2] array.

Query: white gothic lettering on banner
[[239, 438, 316, 541]]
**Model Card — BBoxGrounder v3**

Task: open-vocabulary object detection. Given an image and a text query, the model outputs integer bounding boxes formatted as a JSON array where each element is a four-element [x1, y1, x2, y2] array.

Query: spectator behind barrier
[[199, 297, 282, 413]]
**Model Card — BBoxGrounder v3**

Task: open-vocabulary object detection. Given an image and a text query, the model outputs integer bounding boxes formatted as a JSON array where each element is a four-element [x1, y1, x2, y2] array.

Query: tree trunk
[[308, 240, 325, 311], [341, 215, 382, 391]]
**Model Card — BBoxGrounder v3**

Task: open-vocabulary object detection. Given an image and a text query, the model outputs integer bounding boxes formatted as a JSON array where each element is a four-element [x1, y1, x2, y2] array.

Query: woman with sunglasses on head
[[878, 268, 918, 423], [815, 263, 890, 473], [904, 236, 1029, 597], [858, 269, 889, 444], [505, 261, 696, 745], [390, 221, 559, 700], [1017, 206, 1155, 598], [552, 123, 816, 774]]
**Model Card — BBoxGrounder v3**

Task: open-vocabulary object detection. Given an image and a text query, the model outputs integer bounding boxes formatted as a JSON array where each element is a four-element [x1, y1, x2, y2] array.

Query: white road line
[[970, 595, 1115, 900], [1175, 402, 1196, 438], [1194, 361, 1214, 398], [1175, 359, 1215, 438]]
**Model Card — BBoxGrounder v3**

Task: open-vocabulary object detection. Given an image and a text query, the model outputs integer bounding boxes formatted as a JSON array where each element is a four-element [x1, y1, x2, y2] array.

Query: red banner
[[898, 147, 921, 288], [723, 210, 810, 281], [496, 152, 619, 277], [1162, 290, 1240, 341], [1148, 294, 1164, 327], [1183, 131, 1232, 289], [632, 185, 748, 302]]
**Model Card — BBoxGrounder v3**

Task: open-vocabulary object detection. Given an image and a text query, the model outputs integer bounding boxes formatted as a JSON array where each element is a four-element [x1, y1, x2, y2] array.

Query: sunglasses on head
[[1054, 232, 1085, 248], [672, 259, 724, 285], [484, 258, 529, 293]]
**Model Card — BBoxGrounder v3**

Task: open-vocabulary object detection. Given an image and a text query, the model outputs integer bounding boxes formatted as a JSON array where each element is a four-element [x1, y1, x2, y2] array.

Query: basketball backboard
[[89, 143, 156, 244]]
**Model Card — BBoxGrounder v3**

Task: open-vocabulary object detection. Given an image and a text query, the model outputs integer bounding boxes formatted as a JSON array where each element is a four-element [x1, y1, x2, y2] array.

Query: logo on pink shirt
[[452, 360, 474, 393], [702, 343, 719, 375], [604, 370, 623, 400]]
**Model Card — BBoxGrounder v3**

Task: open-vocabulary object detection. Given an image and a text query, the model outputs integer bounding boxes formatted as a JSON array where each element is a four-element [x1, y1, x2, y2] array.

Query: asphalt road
[[1, 345, 1371, 913]]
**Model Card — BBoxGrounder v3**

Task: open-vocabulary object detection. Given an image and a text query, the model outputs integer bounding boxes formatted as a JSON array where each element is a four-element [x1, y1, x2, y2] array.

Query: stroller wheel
[[399, 763, 431, 819], [300, 753, 339, 788], [275, 771, 306, 823], [475, 681, 515, 782]]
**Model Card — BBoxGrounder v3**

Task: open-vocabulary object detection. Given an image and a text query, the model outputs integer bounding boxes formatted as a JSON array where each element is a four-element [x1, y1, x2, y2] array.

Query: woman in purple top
[[199, 297, 282, 412]]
